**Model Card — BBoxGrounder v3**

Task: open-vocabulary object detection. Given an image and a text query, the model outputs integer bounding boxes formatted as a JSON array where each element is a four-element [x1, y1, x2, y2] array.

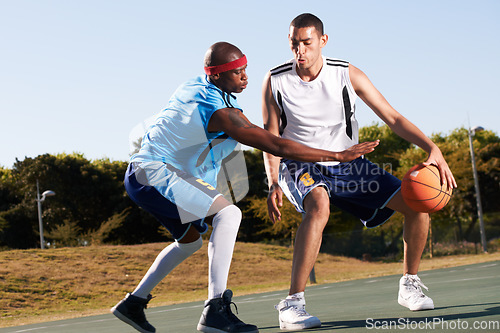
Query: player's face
[[289, 26, 327, 72], [217, 65, 248, 94]]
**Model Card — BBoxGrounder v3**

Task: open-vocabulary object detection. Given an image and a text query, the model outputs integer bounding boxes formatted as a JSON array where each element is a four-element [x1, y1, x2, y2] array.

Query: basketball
[[401, 164, 452, 213]]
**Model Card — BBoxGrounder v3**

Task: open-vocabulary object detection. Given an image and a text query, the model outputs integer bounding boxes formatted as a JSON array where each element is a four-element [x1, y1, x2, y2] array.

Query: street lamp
[[468, 126, 487, 253], [36, 180, 56, 249]]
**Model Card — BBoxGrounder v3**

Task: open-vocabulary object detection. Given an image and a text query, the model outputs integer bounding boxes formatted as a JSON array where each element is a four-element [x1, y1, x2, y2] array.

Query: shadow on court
[[2, 261, 499, 332], [308, 302, 500, 331]]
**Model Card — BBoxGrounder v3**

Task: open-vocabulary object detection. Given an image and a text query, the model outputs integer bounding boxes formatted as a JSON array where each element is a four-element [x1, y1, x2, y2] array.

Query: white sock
[[132, 237, 202, 299], [287, 292, 305, 300], [208, 205, 242, 300]]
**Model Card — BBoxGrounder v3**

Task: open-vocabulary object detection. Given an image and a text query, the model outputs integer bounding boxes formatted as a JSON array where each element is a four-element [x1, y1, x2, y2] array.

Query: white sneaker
[[398, 274, 434, 311], [275, 296, 321, 331]]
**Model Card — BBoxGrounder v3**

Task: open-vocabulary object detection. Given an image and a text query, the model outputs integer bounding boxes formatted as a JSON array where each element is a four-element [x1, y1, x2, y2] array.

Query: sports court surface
[[2, 261, 499, 332]]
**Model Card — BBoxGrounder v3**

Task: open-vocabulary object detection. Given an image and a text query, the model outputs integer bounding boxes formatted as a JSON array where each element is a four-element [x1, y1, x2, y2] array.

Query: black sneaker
[[111, 293, 156, 333], [197, 289, 259, 333]]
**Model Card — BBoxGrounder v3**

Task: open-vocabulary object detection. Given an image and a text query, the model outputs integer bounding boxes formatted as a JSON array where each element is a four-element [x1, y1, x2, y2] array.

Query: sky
[[1, 0, 499, 168]]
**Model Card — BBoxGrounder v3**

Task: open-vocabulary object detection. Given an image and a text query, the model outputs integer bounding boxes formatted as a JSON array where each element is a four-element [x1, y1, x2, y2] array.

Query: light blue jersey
[[132, 75, 241, 189]]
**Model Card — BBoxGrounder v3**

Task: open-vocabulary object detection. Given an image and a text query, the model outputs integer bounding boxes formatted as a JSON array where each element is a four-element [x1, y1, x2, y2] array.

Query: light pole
[[468, 126, 487, 253], [36, 180, 55, 249]]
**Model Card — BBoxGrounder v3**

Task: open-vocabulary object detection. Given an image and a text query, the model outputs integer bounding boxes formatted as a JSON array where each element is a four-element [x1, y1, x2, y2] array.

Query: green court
[[2, 261, 499, 333]]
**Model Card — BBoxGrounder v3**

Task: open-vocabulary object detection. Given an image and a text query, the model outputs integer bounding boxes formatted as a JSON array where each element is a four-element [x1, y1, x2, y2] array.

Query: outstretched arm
[[207, 103, 378, 162], [349, 64, 457, 189], [207, 107, 379, 164], [207, 72, 378, 222]]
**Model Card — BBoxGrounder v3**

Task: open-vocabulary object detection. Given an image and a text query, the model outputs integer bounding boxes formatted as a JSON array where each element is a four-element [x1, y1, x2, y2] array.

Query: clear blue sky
[[1, 0, 499, 168]]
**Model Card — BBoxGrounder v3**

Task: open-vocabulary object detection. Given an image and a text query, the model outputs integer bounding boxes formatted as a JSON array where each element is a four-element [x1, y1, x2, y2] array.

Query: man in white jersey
[[262, 13, 457, 331], [110, 41, 379, 333]]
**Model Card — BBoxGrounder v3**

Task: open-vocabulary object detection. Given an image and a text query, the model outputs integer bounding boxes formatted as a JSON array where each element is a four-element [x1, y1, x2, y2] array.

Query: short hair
[[290, 13, 324, 35]]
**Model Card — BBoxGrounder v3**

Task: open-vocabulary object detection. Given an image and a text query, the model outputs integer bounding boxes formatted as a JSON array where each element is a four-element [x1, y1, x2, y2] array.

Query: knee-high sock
[[132, 237, 203, 299], [208, 205, 242, 300]]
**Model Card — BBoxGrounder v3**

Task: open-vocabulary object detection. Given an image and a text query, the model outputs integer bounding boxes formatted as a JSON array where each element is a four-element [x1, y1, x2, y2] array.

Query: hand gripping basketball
[[401, 164, 453, 213]]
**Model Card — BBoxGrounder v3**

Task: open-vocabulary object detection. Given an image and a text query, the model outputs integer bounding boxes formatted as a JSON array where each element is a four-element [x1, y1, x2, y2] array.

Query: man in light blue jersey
[[111, 41, 379, 333]]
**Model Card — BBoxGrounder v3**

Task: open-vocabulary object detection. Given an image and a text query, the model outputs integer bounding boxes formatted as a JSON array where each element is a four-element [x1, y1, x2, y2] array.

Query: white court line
[[260, 293, 282, 298], [446, 276, 496, 283], [365, 280, 380, 284], [7, 318, 115, 332], [8, 305, 205, 332], [431, 275, 496, 284], [480, 263, 497, 268], [151, 303, 201, 313]]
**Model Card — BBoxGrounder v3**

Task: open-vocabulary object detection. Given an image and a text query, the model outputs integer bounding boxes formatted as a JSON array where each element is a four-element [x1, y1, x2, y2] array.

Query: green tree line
[[1, 125, 499, 256]]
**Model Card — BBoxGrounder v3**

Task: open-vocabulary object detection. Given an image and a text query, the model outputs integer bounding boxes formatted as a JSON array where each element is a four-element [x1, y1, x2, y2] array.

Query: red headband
[[204, 55, 247, 75]]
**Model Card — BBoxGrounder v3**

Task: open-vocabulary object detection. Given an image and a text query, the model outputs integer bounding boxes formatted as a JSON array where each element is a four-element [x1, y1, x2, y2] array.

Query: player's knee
[[213, 205, 242, 232], [402, 204, 428, 220], [414, 211, 429, 223], [222, 204, 242, 222], [304, 185, 329, 204], [390, 191, 428, 221], [402, 209, 429, 229], [177, 236, 203, 254], [304, 192, 330, 220]]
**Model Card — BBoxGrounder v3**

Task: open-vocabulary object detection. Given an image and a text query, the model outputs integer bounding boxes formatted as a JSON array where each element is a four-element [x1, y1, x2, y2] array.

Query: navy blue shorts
[[279, 158, 401, 228], [124, 163, 215, 240]]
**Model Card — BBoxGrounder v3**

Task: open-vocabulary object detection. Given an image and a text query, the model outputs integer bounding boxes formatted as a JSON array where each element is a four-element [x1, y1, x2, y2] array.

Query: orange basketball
[[401, 164, 452, 213]]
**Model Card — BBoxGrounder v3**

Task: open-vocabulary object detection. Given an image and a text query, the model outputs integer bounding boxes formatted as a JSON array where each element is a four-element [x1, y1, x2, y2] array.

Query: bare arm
[[262, 72, 285, 222], [349, 64, 457, 188], [262, 72, 284, 191], [207, 108, 378, 164]]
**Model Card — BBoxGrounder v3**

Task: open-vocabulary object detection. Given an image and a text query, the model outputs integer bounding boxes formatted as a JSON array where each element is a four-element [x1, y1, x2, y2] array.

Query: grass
[[1, 242, 499, 328]]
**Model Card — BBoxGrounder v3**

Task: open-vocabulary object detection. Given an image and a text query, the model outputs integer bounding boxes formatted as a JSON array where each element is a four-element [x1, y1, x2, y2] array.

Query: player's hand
[[337, 140, 379, 162], [267, 183, 283, 223], [423, 147, 457, 190]]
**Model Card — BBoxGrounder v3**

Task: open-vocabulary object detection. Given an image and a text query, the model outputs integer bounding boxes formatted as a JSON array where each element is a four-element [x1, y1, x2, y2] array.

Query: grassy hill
[[1, 242, 499, 328]]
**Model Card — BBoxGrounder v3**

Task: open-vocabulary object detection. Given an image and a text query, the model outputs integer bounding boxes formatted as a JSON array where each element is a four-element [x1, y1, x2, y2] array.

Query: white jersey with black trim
[[269, 56, 359, 166]]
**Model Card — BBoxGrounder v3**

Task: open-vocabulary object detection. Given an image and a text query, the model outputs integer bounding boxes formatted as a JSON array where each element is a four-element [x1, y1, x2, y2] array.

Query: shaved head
[[204, 42, 244, 68], [203, 41, 248, 94]]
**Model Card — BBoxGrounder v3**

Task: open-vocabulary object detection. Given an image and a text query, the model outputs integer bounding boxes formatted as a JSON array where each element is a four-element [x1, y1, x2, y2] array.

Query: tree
[[244, 195, 302, 245], [442, 128, 500, 242], [359, 122, 412, 172], [0, 153, 162, 248]]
